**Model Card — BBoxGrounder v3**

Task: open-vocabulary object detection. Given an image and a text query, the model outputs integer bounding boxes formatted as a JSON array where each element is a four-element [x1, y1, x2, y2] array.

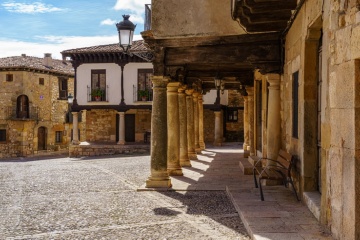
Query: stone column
[[178, 86, 191, 167], [186, 89, 197, 160], [243, 95, 250, 156], [117, 112, 125, 145], [266, 74, 281, 164], [213, 111, 222, 146], [247, 87, 255, 156], [167, 82, 183, 176], [72, 112, 80, 145], [198, 94, 206, 150], [146, 76, 172, 188], [193, 92, 201, 153]]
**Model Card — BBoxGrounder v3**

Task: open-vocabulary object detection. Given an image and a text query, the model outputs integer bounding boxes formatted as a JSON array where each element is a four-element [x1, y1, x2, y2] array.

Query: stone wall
[[204, 109, 215, 143], [85, 109, 117, 142], [69, 144, 150, 158], [0, 70, 74, 158]]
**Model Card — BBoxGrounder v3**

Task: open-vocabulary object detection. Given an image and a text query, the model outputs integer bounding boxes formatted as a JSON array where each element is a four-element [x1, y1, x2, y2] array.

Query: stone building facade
[[142, 0, 360, 239], [0, 54, 75, 158]]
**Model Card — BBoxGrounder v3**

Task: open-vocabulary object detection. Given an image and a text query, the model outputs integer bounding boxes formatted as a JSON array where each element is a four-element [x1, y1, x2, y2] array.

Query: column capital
[[266, 74, 281, 89], [178, 85, 186, 94], [167, 82, 181, 92], [245, 86, 254, 96], [185, 89, 194, 96], [198, 94, 203, 102], [152, 76, 170, 88], [192, 91, 200, 98]]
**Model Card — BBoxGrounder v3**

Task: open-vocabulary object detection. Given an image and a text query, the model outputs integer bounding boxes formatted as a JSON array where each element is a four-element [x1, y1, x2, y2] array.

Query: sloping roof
[[61, 40, 153, 62], [0, 55, 74, 76]]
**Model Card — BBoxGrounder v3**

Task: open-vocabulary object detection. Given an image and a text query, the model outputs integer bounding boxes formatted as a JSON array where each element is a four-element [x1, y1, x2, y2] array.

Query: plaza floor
[[0, 143, 332, 239]]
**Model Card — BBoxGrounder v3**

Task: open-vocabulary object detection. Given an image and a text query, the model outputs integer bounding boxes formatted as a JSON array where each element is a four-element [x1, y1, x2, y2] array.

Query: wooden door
[[17, 95, 29, 118], [125, 114, 135, 142], [38, 127, 46, 150]]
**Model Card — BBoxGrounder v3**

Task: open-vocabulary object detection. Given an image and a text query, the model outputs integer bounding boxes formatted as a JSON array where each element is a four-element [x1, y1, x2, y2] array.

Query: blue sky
[[0, 0, 151, 59]]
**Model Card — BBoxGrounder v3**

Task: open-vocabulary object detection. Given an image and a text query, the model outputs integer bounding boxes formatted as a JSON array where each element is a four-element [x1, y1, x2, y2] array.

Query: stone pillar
[[198, 94, 206, 150], [243, 95, 250, 157], [186, 89, 197, 160], [146, 76, 172, 188], [178, 86, 191, 167], [247, 87, 255, 156], [167, 82, 183, 176], [72, 112, 80, 145], [266, 74, 281, 164], [214, 111, 222, 146], [193, 92, 201, 153], [117, 112, 125, 145]]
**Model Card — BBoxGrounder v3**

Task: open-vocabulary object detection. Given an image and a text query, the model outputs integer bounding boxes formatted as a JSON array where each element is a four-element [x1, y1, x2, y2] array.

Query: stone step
[[239, 158, 254, 175]]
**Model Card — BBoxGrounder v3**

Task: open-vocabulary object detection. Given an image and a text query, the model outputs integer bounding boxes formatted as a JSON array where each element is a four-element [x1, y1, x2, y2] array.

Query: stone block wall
[[85, 109, 117, 142], [204, 109, 215, 143]]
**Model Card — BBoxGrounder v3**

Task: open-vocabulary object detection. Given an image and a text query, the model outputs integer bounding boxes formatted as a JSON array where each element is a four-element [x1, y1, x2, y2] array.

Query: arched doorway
[[38, 127, 47, 150], [17, 95, 29, 118]]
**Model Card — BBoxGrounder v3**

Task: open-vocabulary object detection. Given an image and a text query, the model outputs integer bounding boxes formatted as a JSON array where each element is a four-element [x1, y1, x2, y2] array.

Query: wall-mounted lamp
[[214, 72, 222, 90], [67, 93, 74, 104]]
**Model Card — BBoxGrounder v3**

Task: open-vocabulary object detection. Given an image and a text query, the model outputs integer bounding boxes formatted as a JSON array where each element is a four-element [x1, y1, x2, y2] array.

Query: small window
[[227, 108, 238, 122], [58, 77, 68, 99], [137, 69, 153, 101], [39, 78, 44, 85], [6, 74, 13, 82], [292, 71, 299, 138], [0, 129, 6, 142], [55, 131, 63, 143]]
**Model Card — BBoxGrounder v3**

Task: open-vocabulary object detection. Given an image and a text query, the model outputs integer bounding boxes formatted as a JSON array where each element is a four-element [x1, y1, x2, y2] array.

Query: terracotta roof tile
[[0, 55, 74, 76], [61, 40, 150, 55]]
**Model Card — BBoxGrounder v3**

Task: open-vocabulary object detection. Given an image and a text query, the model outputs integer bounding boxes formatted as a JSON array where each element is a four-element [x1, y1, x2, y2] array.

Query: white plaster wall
[[76, 62, 153, 105], [123, 62, 153, 104], [203, 90, 228, 105]]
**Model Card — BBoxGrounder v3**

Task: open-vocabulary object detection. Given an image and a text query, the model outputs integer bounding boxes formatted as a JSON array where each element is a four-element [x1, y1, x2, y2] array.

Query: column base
[[117, 140, 125, 145], [199, 142, 206, 150], [72, 140, 80, 145], [146, 178, 172, 188], [180, 158, 192, 167], [188, 152, 198, 160], [243, 150, 250, 158], [195, 148, 202, 154], [168, 168, 184, 176], [213, 142, 222, 146]]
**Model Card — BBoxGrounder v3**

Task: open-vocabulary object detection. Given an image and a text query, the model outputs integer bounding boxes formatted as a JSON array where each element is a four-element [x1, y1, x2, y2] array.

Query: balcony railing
[[5, 106, 39, 121], [133, 85, 153, 102], [144, 4, 151, 31], [87, 85, 109, 102]]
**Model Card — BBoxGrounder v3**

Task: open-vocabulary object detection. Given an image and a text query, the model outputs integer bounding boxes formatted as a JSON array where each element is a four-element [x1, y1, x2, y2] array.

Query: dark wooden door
[[115, 114, 119, 142], [38, 127, 46, 150], [125, 114, 135, 142], [17, 95, 29, 118]]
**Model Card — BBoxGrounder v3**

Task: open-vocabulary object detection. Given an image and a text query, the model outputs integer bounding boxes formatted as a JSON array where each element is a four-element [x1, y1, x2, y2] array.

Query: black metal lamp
[[116, 15, 136, 53], [67, 93, 74, 104]]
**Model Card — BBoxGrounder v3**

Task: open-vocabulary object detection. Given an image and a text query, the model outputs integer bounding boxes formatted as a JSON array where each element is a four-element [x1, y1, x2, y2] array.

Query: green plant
[[91, 88, 104, 97], [138, 89, 149, 98]]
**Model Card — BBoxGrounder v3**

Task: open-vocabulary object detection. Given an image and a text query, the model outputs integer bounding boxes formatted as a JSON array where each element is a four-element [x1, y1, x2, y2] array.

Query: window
[[91, 70, 106, 101], [58, 77, 68, 99], [137, 69, 153, 101], [6, 74, 13, 82], [16, 95, 29, 118], [39, 78, 44, 85], [292, 71, 299, 138], [55, 131, 62, 143], [0, 129, 6, 142], [227, 108, 238, 122]]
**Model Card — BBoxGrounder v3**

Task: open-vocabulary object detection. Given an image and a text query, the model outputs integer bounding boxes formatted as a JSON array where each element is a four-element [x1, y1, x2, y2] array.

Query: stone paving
[[0, 151, 249, 239], [0, 143, 334, 240]]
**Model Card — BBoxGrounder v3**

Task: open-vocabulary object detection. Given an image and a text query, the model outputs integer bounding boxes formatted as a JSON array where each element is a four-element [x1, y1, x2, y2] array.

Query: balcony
[[133, 85, 153, 102], [5, 106, 39, 121], [87, 85, 109, 102]]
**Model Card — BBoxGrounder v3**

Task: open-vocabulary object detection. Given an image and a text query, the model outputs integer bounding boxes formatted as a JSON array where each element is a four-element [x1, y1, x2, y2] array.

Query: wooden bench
[[253, 149, 300, 201]]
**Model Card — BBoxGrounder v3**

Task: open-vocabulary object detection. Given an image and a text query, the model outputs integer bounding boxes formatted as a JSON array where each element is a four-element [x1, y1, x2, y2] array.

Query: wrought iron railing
[[145, 4, 151, 31], [133, 85, 153, 102], [5, 106, 39, 120], [87, 85, 109, 102]]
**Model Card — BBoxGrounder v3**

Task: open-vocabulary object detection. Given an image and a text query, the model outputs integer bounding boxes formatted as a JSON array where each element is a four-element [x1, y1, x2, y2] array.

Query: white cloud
[[0, 34, 144, 60], [113, 0, 150, 25], [100, 18, 117, 26], [2, 2, 64, 13]]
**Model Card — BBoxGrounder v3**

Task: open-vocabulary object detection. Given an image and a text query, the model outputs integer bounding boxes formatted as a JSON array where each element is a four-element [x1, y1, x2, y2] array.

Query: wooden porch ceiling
[[143, 32, 282, 90], [231, 0, 297, 32]]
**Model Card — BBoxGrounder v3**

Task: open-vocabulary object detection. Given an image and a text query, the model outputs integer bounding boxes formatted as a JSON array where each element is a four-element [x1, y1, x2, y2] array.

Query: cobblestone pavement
[[0, 153, 250, 240]]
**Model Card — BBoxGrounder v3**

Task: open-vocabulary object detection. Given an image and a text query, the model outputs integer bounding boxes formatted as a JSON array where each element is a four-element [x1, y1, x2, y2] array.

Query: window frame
[[137, 69, 153, 101], [39, 78, 44, 85], [55, 131, 63, 143], [91, 69, 106, 101], [226, 108, 238, 122], [6, 74, 13, 82], [0, 129, 6, 142], [58, 77, 68, 100]]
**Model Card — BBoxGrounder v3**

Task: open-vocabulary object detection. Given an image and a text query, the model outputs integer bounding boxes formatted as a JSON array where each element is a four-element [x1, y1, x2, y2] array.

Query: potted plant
[[91, 88, 104, 101], [138, 89, 149, 101]]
